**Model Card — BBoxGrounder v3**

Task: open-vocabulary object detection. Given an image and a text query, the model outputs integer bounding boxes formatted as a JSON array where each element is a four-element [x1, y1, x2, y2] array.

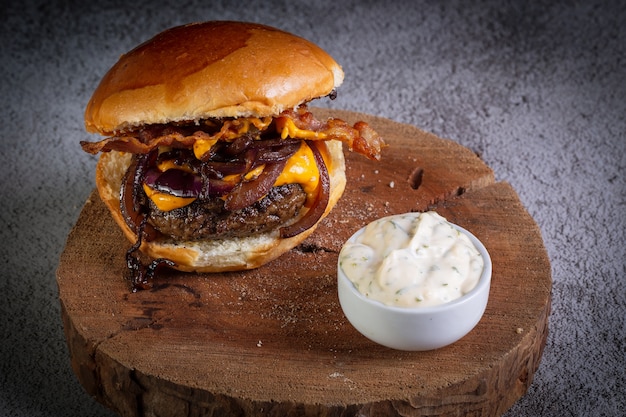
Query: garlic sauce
[[339, 212, 484, 308]]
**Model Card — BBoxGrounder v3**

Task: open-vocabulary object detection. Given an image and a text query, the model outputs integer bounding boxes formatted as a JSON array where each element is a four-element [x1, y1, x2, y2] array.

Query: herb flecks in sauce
[[339, 212, 484, 308]]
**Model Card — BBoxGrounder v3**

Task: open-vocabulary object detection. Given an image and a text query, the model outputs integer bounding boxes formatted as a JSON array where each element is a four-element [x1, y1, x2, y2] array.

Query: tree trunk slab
[[57, 109, 551, 416]]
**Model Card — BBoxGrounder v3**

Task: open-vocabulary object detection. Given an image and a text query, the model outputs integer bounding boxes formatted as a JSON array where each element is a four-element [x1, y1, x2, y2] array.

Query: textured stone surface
[[1, 1, 624, 416]]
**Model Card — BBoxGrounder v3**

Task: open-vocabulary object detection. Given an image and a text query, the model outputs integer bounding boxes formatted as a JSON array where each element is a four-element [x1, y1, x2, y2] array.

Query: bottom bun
[[95, 140, 347, 272]]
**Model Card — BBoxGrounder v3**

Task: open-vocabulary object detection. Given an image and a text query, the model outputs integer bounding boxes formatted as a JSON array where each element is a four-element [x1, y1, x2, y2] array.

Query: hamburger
[[80, 21, 384, 290]]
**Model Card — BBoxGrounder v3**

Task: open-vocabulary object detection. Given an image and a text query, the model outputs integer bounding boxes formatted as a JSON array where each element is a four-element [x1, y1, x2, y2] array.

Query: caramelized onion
[[143, 167, 203, 198], [279, 141, 330, 238], [219, 138, 301, 210], [221, 134, 254, 157], [204, 178, 236, 198], [120, 154, 159, 241], [202, 148, 257, 178], [254, 140, 301, 163], [224, 161, 287, 211]]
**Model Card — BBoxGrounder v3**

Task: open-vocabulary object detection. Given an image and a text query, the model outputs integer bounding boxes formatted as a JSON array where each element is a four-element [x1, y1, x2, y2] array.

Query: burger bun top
[[85, 21, 344, 135]]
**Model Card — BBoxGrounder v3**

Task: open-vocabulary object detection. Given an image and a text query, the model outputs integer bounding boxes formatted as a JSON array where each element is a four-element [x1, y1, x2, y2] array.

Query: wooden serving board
[[57, 109, 551, 417]]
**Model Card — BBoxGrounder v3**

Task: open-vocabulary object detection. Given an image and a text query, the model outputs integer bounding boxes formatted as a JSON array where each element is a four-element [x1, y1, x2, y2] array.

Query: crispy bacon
[[80, 129, 211, 155], [280, 108, 386, 160], [80, 106, 385, 160]]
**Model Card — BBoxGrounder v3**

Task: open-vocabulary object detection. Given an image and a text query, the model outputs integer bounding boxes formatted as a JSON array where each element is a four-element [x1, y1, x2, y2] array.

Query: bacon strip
[[271, 107, 386, 160], [80, 106, 385, 160], [296, 114, 385, 160], [81, 130, 210, 155]]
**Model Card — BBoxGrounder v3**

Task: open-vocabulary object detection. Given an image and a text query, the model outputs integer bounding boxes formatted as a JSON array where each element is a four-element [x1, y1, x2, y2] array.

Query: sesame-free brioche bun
[[85, 21, 344, 135], [95, 140, 346, 272]]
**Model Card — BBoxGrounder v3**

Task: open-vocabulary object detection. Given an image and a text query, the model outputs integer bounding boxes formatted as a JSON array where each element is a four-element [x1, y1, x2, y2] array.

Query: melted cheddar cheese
[[274, 142, 320, 205], [142, 183, 197, 211], [276, 117, 328, 140], [192, 137, 219, 161]]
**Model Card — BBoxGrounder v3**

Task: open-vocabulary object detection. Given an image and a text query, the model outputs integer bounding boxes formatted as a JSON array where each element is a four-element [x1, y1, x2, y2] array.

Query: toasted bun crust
[[85, 21, 344, 135], [95, 140, 346, 272]]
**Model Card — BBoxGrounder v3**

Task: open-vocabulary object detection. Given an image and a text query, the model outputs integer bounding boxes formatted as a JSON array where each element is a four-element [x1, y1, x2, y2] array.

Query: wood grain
[[57, 109, 551, 416]]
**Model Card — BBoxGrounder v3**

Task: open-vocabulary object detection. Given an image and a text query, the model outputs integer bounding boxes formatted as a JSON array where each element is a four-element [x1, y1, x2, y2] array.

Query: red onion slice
[[204, 178, 236, 197], [223, 161, 287, 211], [221, 135, 254, 157], [120, 154, 159, 241], [202, 148, 257, 177], [143, 167, 203, 198], [254, 141, 301, 164]]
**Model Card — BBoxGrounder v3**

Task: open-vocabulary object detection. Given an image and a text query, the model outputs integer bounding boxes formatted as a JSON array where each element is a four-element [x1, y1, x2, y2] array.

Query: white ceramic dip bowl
[[337, 212, 492, 351]]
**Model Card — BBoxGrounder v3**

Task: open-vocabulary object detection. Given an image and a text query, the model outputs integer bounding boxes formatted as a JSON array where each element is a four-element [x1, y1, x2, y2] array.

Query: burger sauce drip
[[125, 216, 175, 292]]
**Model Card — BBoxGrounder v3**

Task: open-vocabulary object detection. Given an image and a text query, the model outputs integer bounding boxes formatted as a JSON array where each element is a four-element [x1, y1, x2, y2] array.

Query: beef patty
[[147, 183, 307, 240]]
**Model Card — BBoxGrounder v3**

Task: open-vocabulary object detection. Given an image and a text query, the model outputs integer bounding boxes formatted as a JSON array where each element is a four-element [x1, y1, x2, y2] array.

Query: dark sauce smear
[[125, 217, 175, 292]]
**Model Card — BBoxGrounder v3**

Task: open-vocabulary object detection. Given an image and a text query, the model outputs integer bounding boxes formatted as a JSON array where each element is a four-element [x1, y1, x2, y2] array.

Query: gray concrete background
[[1, 0, 624, 416]]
